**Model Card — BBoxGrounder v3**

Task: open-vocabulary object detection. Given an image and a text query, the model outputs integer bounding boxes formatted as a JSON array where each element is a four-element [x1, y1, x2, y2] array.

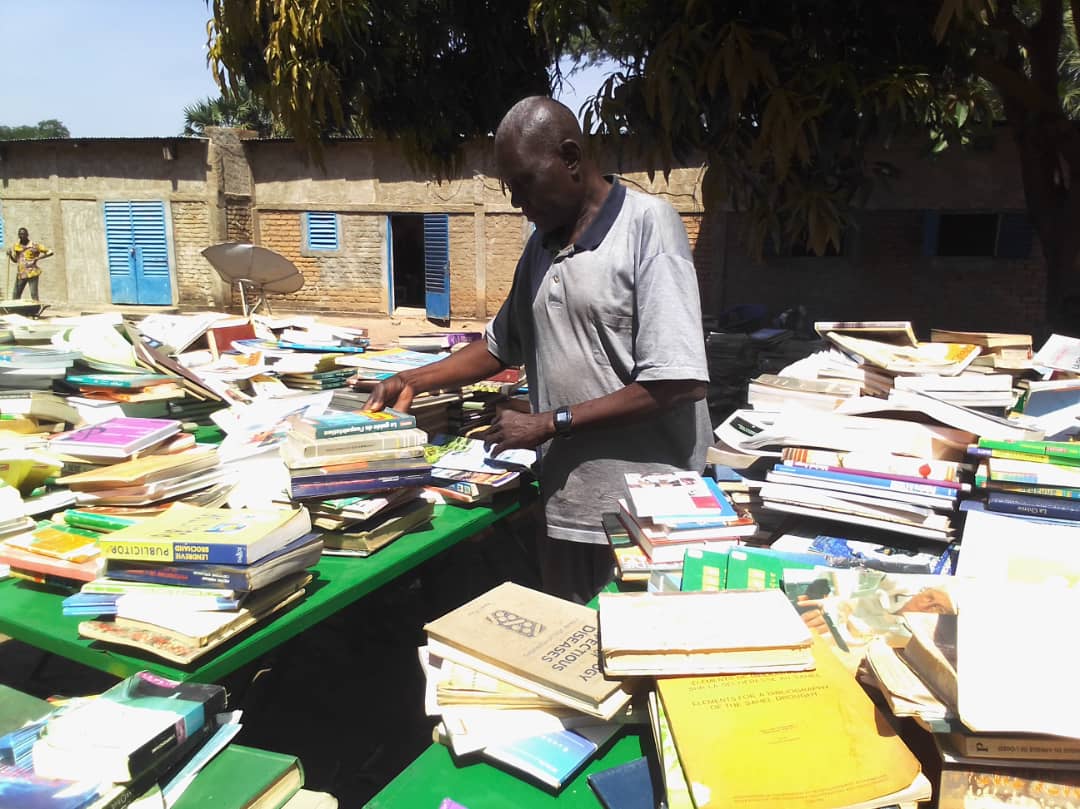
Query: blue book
[[482, 724, 620, 790], [771, 463, 959, 499], [986, 490, 1080, 522], [277, 340, 367, 353], [587, 757, 656, 809]]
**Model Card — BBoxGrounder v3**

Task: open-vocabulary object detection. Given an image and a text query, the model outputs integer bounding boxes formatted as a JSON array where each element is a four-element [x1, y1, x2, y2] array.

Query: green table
[[0, 490, 533, 683], [364, 732, 645, 809]]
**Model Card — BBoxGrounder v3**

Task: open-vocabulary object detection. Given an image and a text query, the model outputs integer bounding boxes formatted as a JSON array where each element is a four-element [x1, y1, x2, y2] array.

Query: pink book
[[49, 417, 181, 460]]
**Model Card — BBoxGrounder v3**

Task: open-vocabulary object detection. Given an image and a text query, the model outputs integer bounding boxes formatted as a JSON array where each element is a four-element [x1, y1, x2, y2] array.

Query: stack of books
[[336, 346, 448, 385], [73, 503, 319, 664], [0, 515, 105, 589], [54, 447, 226, 509], [745, 372, 862, 411], [0, 389, 79, 434], [760, 446, 966, 543], [423, 434, 532, 505], [1, 670, 241, 808], [420, 582, 634, 791], [969, 437, 1080, 523], [0, 345, 81, 390], [615, 472, 756, 568], [931, 328, 1034, 372], [858, 508, 1080, 806], [283, 407, 432, 501], [63, 372, 187, 417]]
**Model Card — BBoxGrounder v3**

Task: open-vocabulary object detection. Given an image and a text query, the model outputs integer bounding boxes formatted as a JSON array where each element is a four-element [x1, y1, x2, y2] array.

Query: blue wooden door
[[423, 214, 450, 320], [104, 200, 172, 305]]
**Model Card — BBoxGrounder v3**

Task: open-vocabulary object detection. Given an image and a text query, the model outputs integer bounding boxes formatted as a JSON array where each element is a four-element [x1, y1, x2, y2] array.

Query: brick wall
[[251, 211, 385, 314], [449, 214, 476, 318], [485, 214, 525, 314], [225, 200, 253, 243], [717, 211, 1046, 336], [172, 201, 216, 308]]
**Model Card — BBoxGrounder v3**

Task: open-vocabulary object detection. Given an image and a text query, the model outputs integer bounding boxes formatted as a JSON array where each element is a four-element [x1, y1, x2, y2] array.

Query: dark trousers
[[537, 528, 616, 605], [13, 276, 39, 300]]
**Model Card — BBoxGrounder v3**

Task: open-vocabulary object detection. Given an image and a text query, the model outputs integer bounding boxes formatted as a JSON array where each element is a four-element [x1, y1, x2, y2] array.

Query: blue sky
[[2, 1, 610, 138]]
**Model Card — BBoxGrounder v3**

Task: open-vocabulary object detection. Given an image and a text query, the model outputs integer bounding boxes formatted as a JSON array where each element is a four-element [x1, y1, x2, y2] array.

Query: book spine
[[985, 491, 1080, 520], [985, 466, 1080, 487], [969, 446, 1080, 467], [782, 459, 966, 491], [99, 539, 258, 565], [783, 447, 962, 482], [977, 437, 1080, 460], [984, 480, 1080, 500], [772, 463, 959, 498], [947, 732, 1080, 761], [105, 563, 247, 590], [290, 471, 432, 498], [311, 414, 417, 439]]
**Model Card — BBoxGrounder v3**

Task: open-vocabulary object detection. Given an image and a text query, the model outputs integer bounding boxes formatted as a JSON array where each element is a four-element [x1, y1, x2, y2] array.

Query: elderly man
[[363, 96, 712, 603], [6, 228, 53, 300]]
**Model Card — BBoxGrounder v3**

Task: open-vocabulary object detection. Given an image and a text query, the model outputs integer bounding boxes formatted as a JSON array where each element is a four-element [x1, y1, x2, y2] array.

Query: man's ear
[[558, 139, 582, 174]]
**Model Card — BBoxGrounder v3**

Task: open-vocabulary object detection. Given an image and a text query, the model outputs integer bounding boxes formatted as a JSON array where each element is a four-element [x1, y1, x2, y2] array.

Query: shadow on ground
[[0, 503, 544, 808]]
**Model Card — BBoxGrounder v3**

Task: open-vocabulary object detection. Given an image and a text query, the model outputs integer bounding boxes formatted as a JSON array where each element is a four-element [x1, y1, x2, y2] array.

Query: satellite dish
[[201, 243, 305, 315]]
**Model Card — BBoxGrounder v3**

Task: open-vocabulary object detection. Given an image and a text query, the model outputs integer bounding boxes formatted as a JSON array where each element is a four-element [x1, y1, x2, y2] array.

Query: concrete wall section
[[59, 200, 108, 304]]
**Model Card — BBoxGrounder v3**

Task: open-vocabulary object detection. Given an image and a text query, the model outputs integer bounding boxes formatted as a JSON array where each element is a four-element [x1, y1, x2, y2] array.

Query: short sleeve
[[485, 295, 524, 367], [631, 205, 709, 383]]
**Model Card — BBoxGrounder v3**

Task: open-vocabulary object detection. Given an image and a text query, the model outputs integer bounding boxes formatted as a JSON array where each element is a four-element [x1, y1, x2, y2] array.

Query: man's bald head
[[495, 96, 583, 155]]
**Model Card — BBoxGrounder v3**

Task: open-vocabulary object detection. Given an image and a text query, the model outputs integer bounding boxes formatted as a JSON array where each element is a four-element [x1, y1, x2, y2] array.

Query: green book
[[724, 547, 820, 590], [977, 437, 1080, 460], [0, 683, 53, 737], [172, 744, 303, 809], [680, 548, 730, 592]]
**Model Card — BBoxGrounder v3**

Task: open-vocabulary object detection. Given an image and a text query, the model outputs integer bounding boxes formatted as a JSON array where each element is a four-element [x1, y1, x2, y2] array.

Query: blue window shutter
[[304, 212, 339, 251], [130, 200, 171, 304], [921, 211, 941, 257], [105, 201, 137, 304], [423, 214, 450, 320], [996, 212, 1034, 259]]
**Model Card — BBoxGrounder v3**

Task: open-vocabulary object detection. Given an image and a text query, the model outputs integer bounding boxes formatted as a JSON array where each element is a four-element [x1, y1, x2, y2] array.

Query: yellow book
[[97, 502, 311, 565], [55, 448, 218, 490], [657, 639, 924, 809]]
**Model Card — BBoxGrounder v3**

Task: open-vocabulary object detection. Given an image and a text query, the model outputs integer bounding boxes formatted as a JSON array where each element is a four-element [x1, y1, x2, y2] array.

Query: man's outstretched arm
[[361, 339, 507, 412]]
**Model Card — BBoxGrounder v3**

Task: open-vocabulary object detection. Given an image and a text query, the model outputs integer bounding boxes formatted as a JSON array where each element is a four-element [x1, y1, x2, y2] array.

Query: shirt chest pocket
[[591, 312, 635, 381]]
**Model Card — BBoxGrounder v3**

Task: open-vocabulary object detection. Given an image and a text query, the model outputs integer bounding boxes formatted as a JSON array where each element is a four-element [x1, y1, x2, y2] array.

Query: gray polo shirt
[[486, 180, 713, 544]]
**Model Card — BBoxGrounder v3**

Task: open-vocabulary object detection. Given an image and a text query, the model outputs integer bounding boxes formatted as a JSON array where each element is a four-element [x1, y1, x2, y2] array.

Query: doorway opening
[[389, 214, 425, 310]]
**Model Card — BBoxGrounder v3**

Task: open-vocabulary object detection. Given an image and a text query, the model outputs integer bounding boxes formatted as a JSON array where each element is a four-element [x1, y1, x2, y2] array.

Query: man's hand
[[361, 374, 415, 412], [482, 409, 554, 457]]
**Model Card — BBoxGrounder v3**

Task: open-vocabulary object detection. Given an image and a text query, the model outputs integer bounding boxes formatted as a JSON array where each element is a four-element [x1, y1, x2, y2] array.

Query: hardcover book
[[423, 582, 633, 720], [97, 502, 312, 565], [587, 757, 657, 809], [598, 589, 814, 676]]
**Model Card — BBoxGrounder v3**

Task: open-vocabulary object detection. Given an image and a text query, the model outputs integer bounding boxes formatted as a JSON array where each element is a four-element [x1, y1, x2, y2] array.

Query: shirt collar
[[543, 176, 626, 257]]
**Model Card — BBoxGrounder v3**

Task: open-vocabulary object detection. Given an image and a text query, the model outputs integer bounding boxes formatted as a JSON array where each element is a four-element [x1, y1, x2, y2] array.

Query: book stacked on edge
[[0, 670, 240, 809], [419, 582, 634, 791], [616, 471, 757, 569], [74, 503, 319, 665]]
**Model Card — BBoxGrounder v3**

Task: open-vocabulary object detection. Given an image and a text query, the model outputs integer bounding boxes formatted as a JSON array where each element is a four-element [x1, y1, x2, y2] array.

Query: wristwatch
[[552, 406, 573, 438]]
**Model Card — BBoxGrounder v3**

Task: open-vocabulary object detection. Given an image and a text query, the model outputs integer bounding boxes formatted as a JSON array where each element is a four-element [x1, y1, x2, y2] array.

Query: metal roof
[[0, 136, 209, 144]]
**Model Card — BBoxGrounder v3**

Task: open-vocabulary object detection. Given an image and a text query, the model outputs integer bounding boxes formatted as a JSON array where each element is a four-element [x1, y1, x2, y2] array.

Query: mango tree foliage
[[531, 0, 1080, 327], [206, 0, 551, 169]]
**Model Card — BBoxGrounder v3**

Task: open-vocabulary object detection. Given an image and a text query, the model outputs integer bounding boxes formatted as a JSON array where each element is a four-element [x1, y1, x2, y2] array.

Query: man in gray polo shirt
[[362, 96, 712, 603]]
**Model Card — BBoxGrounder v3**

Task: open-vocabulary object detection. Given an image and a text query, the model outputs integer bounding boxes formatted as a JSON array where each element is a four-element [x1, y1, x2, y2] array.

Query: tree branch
[[987, 5, 1032, 49]]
